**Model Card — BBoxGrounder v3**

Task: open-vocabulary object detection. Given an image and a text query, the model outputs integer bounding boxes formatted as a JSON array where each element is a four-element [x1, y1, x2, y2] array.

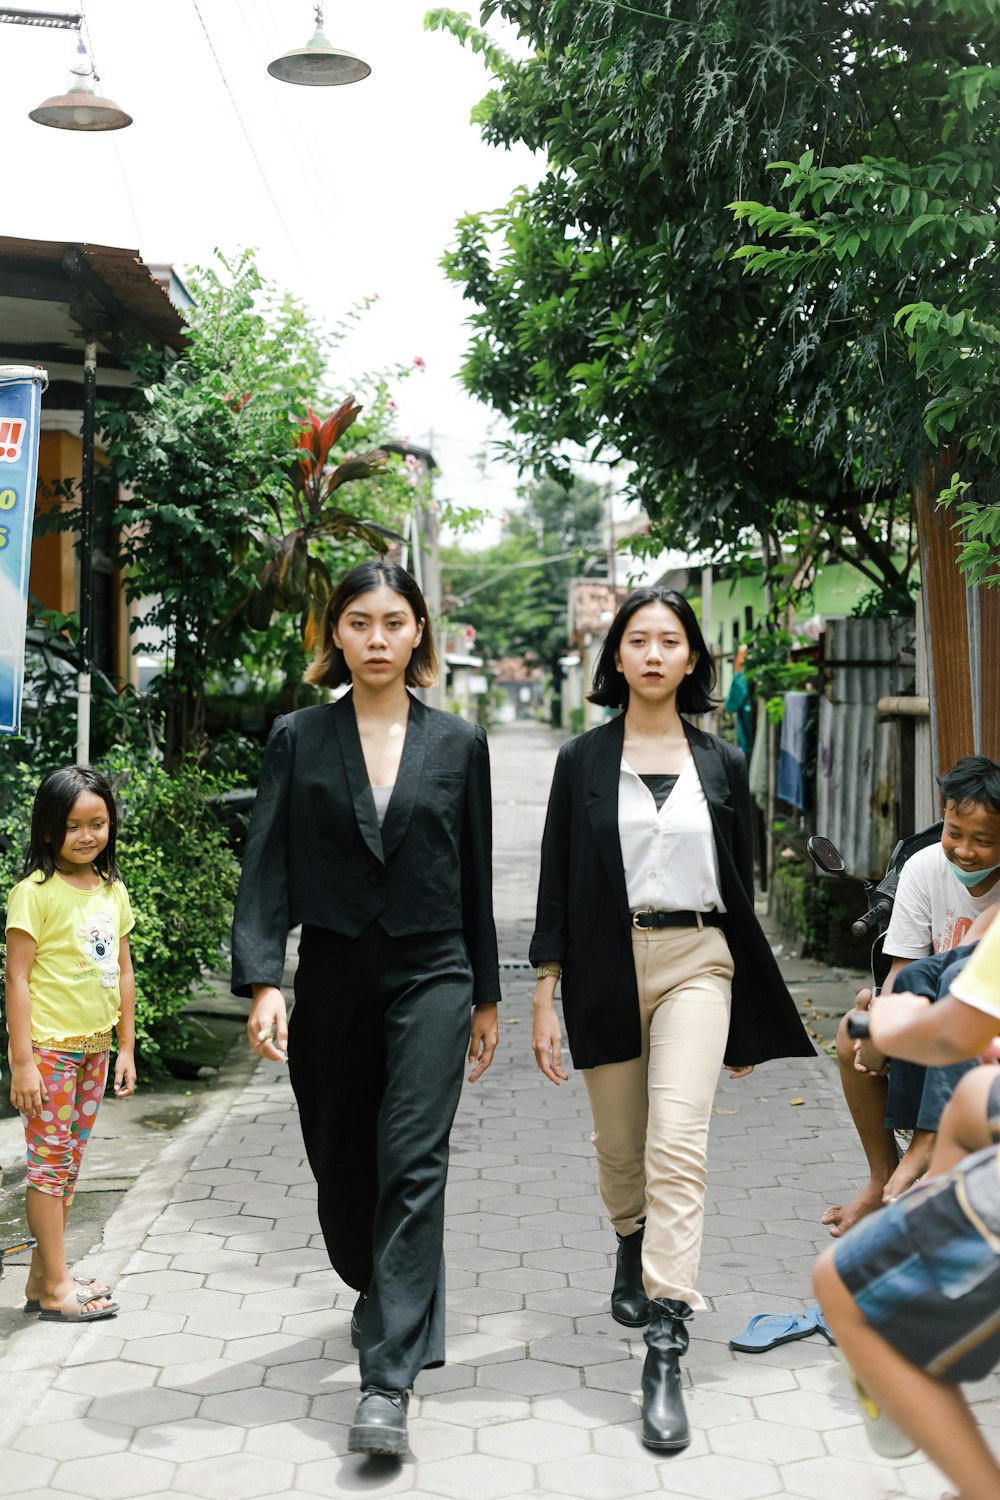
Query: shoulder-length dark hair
[[304, 560, 438, 690], [588, 588, 717, 713], [22, 765, 121, 883]]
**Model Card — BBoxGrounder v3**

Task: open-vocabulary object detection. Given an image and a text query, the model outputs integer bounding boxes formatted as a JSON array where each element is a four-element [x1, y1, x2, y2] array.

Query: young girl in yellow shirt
[[4, 766, 136, 1321]]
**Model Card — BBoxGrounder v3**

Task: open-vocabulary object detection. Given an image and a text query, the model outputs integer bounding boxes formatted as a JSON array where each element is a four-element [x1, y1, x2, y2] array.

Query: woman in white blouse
[[530, 589, 812, 1452]]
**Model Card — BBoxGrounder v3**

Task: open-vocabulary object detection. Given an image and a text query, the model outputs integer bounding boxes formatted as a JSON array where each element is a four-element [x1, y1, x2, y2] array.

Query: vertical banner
[[0, 365, 47, 735]]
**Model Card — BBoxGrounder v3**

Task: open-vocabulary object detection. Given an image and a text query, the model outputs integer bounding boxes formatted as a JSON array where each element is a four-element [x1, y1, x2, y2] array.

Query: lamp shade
[[267, 20, 370, 86], [29, 88, 132, 130]]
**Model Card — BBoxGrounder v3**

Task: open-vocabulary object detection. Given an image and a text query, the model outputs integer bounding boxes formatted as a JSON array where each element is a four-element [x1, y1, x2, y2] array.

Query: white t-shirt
[[883, 843, 1000, 959], [619, 756, 726, 914]]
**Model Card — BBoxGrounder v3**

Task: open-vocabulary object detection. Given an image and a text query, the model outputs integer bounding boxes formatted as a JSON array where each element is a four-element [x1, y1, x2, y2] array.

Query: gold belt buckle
[[632, 909, 653, 930]]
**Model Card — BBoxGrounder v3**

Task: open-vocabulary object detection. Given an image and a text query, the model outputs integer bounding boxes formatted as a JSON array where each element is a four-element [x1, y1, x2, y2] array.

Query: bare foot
[[882, 1133, 936, 1204], [821, 1180, 887, 1238]]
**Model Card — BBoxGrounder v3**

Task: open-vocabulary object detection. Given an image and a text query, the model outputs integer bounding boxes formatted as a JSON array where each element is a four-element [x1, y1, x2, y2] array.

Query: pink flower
[[388, 398, 398, 411], [413, 356, 426, 371]]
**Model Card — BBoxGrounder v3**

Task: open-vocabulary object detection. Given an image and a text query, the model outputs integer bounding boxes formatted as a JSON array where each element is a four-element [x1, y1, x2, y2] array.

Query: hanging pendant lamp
[[29, 36, 132, 130], [268, 3, 370, 86]]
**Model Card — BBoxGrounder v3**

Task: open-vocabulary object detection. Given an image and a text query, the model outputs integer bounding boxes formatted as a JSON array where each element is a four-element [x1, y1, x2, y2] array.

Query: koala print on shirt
[[78, 910, 120, 989]]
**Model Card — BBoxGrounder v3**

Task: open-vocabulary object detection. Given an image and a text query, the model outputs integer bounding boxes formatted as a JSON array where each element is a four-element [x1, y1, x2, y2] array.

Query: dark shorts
[[834, 1072, 1000, 1384], [885, 1058, 977, 1133]]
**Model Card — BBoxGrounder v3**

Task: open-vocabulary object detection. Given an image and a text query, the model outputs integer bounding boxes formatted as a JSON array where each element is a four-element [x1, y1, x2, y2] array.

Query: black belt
[[631, 909, 723, 930]]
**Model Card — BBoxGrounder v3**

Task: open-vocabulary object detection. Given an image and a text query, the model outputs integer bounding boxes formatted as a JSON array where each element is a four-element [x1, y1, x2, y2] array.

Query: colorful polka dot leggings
[[21, 1049, 109, 1201]]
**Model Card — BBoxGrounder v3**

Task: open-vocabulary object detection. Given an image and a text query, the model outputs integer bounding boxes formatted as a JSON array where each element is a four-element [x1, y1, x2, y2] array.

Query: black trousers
[[288, 922, 472, 1390]]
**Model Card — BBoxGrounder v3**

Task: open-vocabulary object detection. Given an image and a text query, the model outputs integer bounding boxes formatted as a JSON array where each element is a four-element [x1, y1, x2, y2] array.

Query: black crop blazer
[[530, 714, 814, 1069], [231, 691, 501, 1009]]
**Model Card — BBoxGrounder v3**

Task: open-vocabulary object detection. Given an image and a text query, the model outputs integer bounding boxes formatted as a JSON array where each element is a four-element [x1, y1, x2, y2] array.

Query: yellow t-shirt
[[5, 871, 135, 1043], [950, 917, 1000, 1021]]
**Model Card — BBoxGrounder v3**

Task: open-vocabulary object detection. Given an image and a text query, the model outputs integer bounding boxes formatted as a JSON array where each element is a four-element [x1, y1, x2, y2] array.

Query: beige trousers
[[581, 922, 734, 1309]]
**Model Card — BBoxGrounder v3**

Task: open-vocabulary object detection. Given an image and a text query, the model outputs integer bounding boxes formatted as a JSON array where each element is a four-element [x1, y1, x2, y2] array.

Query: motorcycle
[[807, 821, 943, 1039]]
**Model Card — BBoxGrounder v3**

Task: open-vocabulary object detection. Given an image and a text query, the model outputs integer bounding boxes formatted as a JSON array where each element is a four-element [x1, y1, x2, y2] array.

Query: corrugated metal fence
[[816, 617, 915, 880]]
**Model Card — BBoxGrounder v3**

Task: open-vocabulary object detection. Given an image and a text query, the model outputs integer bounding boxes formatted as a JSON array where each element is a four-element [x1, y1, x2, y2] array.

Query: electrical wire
[[188, 0, 305, 273], [236, 0, 341, 264]]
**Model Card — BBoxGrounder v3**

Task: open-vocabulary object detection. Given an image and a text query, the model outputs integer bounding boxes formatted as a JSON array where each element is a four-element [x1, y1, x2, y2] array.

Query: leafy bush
[[106, 754, 240, 1067]]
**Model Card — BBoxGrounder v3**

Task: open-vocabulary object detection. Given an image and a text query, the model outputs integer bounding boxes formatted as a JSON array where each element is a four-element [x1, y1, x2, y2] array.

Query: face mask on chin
[[947, 856, 1000, 890]]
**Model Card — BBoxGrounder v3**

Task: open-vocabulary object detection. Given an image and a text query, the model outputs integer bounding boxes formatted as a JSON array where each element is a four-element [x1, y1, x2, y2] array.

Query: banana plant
[[246, 396, 403, 649]]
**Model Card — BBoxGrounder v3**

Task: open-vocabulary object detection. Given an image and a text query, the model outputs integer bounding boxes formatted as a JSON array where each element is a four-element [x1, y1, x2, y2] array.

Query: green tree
[[729, 0, 1000, 587], [93, 251, 417, 763], [442, 473, 605, 674], [427, 3, 942, 605]]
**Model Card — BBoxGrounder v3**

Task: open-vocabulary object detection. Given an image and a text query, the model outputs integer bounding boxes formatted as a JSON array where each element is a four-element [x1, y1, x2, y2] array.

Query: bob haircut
[[588, 588, 717, 714], [304, 560, 438, 691], [938, 754, 1000, 817], [23, 765, 121, 883]]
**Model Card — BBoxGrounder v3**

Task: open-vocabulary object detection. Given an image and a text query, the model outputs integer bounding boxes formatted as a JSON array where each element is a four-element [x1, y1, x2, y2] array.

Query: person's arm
[[530, 747, 573, 1085], [869, 991, 997, 1065], [459, 727, 501, 1012], [232, 716, 294, 1001], [4, 928, 46, 1115], [113, 933, 137, 1097]]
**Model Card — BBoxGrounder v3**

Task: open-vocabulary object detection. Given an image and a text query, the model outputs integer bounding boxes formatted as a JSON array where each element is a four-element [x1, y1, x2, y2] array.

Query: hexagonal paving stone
[[781, 1454, 913, 1500], [198, 1386, 309, 1426], [532, 1388, 639, 1429], [85, 1387, 200, 1429], [475, 1359, 579, 1397], [754, 1386, 858, 1430], [49, 1452, 176, 1499], [174, 1453, 294, 1500], [538, 1452, 660, 1499], [244, 1417, 340, 1463], [14, 1419, 131, 1460], [296, 1455, 415, 1495], [125, 1333, 224, 1367], [478, 1417, 592, 1462], [709, 1417, 824, 1463], [130, 1418, 244, 1461], [54, 1361, 158, 1397], [529, 1335, 629, 1367], [156, 1357, 268, 1394], [430, 1389, 531, 1428], [0, 1452, 57, 1496], [417, 1452, 534, 1500]]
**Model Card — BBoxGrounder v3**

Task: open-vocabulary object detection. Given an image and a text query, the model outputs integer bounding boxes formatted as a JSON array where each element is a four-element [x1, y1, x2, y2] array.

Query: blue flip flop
[[729, 1308, 824, 1352]]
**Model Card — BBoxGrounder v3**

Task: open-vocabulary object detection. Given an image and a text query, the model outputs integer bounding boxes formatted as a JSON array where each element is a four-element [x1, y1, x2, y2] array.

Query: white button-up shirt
[[619, 756, 726, 914]]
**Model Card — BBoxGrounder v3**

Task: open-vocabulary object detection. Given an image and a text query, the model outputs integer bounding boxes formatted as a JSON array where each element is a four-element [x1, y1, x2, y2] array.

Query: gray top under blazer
[[530, 713, 814, 1070], [231, 691, 501, 1009]]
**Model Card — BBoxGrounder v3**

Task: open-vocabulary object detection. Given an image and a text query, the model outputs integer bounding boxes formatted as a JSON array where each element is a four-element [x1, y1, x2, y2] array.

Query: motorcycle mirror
[[807, 835, 847, 875]]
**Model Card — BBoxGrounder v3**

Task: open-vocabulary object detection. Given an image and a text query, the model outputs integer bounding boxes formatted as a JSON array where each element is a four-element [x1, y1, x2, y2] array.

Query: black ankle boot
[[611, 1227, 650, 1327], [641, 1297, 692, 1452]]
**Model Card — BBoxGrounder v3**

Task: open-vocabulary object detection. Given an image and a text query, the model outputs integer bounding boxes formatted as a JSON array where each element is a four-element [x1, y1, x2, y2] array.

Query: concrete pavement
[[1, 719, 996, 1499]]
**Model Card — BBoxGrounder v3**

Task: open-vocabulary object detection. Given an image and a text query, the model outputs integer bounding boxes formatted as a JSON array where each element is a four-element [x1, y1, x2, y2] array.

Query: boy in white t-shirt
[[822, 755, 1000, 1239]]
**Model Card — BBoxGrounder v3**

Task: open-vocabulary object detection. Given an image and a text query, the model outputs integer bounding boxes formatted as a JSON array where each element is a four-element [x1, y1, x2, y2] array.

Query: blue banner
[[0, 366, 46, 735]]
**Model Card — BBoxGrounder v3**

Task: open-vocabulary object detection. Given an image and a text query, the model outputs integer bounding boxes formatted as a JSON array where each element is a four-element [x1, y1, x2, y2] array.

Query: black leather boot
[[347, 1387, 410, 1456], [611, 1227, 651, 1327], [641, 1298, 692, 1452]]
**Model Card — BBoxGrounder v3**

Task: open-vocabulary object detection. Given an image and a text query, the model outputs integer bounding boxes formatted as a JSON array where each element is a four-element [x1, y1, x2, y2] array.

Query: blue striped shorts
[[834, 1071, 1000, 1384]]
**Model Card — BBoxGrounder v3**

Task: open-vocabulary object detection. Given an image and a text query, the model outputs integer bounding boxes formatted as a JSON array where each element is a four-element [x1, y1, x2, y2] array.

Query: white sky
[[1, 0, 542, 543]]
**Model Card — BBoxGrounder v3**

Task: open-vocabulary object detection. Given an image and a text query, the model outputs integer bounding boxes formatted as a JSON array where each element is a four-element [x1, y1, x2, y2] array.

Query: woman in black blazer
[[232, 561, 500, 1457], [530, 588, 812, 1452]]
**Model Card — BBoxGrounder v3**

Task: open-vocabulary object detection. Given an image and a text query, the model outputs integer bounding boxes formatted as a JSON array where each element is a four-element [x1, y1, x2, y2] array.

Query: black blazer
[[530, 714, 814, 1069], [231, 691, 500, 1008]]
